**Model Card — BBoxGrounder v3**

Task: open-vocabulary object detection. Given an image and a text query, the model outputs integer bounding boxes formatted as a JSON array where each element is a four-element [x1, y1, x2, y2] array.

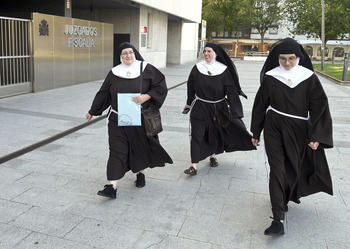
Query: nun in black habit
[[251, 38, 333, 236], [183, 43, 255, 176], [86, 42, 173, 199]]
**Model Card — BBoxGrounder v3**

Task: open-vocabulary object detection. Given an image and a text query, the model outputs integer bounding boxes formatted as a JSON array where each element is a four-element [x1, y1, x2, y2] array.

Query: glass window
[[268, 28, 278, 34], [241, 45, 253, 52], [241, 45, 259, 52], [317, 46, 329, 57], [141, 33, 147, 48], [333, 47, 344, 57], [251, 28, 259, 34], [305, 46, 313, 57], [217, 44, 232, 53]]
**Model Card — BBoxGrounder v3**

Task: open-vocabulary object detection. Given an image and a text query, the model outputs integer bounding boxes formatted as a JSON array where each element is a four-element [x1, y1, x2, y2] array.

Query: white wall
[[138, 6, 168, 68], [167, 21, 182, 64], [73, 1, 201, 67], [133, 0, 202, 23], [180, 22, 199, 63], [250, 20, 316, 41]]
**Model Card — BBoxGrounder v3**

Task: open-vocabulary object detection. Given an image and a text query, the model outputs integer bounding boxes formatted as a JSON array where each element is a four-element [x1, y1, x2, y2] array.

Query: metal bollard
[[342, 52, 350, 81]]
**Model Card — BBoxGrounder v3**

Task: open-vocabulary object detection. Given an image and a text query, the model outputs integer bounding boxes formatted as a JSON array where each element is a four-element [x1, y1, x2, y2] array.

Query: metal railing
[[243, 51, 269, 57], [0, 16, 31, 89]]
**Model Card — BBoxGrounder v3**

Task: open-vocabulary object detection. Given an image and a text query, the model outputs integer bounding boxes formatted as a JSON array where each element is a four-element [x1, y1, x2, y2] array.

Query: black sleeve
[[224, 70, 244, 119], [88, 71, 112, 116], [308, 75, 333, 148], [186, 67, 196, 106], [250, 77, 271, 139], [142, 64, 168, 109]]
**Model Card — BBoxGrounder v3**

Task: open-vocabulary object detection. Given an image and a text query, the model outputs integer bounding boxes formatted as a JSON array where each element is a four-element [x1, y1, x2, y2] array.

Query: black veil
[[260, 38, 313, 83], [115, 42, 144, 65], [205, 43, 247, 98]]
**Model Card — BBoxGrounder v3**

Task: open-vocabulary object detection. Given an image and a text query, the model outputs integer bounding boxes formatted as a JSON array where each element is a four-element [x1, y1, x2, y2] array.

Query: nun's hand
[[308, 142, 319, 150], [86, 113, 93, 121], [132, 94, 151, 105], [251, 138, 260, 147]]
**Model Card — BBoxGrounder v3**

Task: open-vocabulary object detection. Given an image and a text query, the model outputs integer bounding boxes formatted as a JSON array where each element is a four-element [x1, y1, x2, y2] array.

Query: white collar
[[111, 60, 148, 79], [266, 58, 314, 88], [196, 57, 227, 76]]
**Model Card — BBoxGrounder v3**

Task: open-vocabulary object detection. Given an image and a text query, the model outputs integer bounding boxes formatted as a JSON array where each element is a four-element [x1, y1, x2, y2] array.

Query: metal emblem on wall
[[39, 19, 49, 36]]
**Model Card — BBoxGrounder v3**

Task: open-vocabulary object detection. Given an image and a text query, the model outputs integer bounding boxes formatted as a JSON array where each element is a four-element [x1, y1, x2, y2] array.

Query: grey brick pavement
[[0, 60, 350, 248]]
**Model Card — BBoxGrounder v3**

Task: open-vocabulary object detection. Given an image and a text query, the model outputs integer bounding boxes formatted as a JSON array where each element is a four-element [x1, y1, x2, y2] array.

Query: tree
[[202, 0, 285, 53], [284, 0, 350, 43], [201, 0, 220, 41], [247, 0, 285, 52], [220, 0, 251, 38], [202, 0, 250, 41]]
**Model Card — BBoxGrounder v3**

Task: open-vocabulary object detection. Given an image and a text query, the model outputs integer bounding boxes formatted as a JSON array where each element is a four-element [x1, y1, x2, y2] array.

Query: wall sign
[[64, 24, 97, 47], [140, 26, 147, 33]]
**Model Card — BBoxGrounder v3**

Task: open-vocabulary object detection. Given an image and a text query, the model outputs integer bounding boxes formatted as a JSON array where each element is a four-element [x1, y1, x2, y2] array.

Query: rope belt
[[190, 95, 226, 109], [267, 105, 309, 120], [189, 94, 226, 115], [187, 95, 229, 139]]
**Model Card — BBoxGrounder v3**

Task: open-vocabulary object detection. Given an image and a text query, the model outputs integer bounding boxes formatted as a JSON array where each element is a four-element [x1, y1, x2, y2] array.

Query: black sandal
[[184, 166, 197, 176]]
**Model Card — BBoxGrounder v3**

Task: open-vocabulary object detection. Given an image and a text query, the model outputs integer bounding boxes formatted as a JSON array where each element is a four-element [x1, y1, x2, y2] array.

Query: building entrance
[[113, 34, 130, 67]]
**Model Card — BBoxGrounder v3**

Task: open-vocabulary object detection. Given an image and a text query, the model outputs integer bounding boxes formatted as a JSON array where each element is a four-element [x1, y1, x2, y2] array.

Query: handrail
[[244, 51, 269, 56], [0, 16, 30, 22]]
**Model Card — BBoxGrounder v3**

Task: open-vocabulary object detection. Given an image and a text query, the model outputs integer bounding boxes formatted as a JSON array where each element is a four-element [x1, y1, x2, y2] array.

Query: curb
[[0, 115, 107, 164], [0, 82, 188, 165], [315, 70, 350, 85]]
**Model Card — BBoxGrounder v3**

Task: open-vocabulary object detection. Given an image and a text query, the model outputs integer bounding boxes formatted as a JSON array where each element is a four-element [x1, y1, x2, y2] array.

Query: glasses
[[203, 49, 213, 53], [279, 55, 297, 63], [121, 51, 134, 56]]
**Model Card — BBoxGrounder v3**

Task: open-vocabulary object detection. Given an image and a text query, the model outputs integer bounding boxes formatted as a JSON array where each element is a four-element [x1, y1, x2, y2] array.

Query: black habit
[[89, 63, 173, 180], [186, 65, 255, 163], [251, 73, 333, 220]]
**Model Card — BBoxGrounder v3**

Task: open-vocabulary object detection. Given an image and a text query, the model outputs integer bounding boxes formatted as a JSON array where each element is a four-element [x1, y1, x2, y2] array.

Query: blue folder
[[117, 93, 141, 126]]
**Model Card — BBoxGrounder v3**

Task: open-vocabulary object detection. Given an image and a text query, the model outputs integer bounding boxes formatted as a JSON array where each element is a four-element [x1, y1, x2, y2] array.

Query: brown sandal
[[184, 166, 197, 176], [210, 157, 218, 167]]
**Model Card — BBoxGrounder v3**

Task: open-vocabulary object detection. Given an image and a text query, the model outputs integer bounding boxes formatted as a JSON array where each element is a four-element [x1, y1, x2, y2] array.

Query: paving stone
[[1, 60, 350, 248]]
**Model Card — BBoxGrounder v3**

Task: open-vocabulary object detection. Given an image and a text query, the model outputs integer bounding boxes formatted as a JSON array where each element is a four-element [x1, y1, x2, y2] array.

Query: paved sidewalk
[[0, 60, 350, 249]]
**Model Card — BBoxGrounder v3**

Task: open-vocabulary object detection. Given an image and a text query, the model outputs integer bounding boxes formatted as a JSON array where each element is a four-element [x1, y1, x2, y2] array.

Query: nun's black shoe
[[210, 157, 218, 167], [135, 172, 146, 188], [184, 166, 197, 176], [264, 218, 284, 236], [97, 184, 116, 199]]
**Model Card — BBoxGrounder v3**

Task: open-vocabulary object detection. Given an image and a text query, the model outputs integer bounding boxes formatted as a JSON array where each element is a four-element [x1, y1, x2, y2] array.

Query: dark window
[[317, 46, 329, 57], [305, 46, 313, 57], [217, 44, 233, 53], [333, 47, 344, 57]]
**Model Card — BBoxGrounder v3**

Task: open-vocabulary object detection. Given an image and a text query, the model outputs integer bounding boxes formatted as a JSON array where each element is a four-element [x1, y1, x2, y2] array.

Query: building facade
[[0, 0, 202, 97], [215, 20, 350, 61]]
